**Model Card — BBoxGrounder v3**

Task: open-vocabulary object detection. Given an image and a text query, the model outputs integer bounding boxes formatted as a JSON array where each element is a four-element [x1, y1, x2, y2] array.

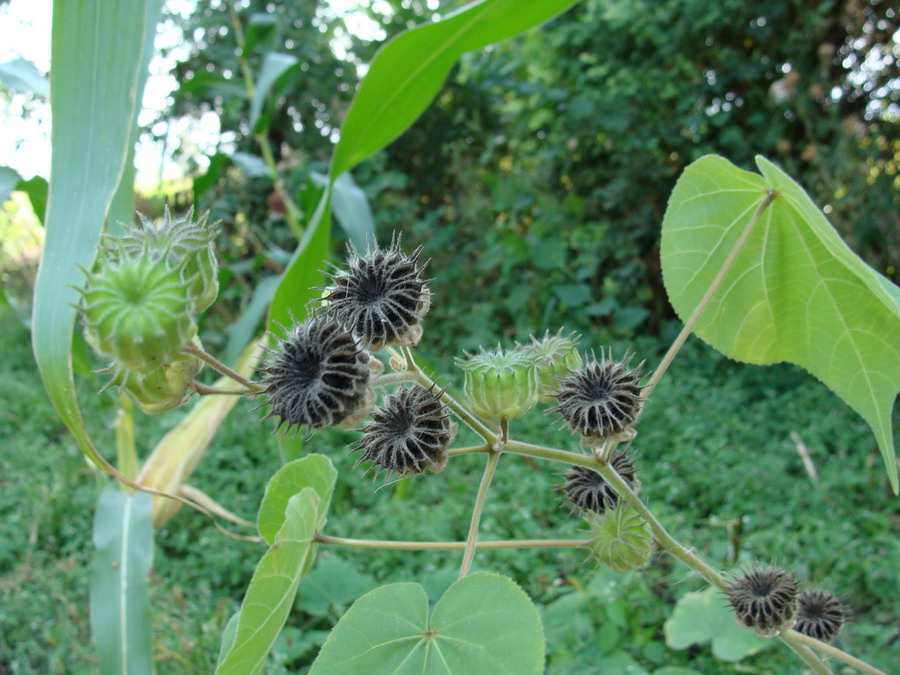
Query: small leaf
[[250, 52, 298, 132], [312, 170, 375, 251], [216, 612, 241, 668], [16, 174, 49, 224], [0, 166, 21, 204], [0, 57, 49, 96], [257, 454, 337, 545], [90, 488, 154, 675], [216, 488, 320, 675], [664, 587, 769, 662], [296, 555, 377, 617], [311, 572, 545, 674], [231, 151, 270, 178], [661, 155, 900, 491]]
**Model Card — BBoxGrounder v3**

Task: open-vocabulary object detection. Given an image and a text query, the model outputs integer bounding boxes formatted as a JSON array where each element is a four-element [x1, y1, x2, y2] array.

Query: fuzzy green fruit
[[584, 503, 653, 573], [103, 351, 203, 414], [116, 208, 219, 312], [456, 346, 539, 422], [518, 329, 582, 402], [81, 251, 197, 372]]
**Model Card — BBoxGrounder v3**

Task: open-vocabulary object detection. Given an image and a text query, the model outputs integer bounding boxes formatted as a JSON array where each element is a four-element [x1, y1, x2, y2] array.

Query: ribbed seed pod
[[519, 329, 582, 402], [558, 451, 639, 514], [455, 346, 539, 422], [260, 316, 374, 434], [552, 350, 644, 446], [101, 348, 203, 414], [584, 503, 654, 573], [727, 567, 799, 637], [352, 385, 456, 479], [323, 236, 430, 350], [80, 250, 197, 373], [115, 208, 219, 312], [794, 589, 845, 643]]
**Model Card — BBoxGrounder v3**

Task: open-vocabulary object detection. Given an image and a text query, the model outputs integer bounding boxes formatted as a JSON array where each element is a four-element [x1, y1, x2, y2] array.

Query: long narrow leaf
[[32, 0, 161, 471], [90, 488, 154, 675]]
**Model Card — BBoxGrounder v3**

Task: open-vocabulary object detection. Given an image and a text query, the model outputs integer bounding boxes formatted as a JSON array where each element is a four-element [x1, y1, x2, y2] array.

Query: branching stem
[[314, 533, 587, 551]]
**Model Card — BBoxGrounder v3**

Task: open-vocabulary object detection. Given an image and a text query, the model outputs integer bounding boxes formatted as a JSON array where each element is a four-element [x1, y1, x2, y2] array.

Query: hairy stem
[[183, 341, 266, 393], [641, 189, 777, 401], [783, 631, 886, 675], [504, 439, 727, 588], [400, 345, 498, 443], [459, 448, 502, 579], [314, 533, 587, 551], [190, 382, 258, 397], [448, 444, 491, 457]]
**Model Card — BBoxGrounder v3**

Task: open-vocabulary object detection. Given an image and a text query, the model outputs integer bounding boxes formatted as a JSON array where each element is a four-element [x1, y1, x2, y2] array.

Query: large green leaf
[[661, 155, 900, 491], [216, 488, 320, 675], [257, 454, 337, 544], [664, 587, 769, 662], [310, 572, 545, 674], [269, 0, 578, 335], [89, 488, 154, 675], [330, 0, 580, 176], [32, 0, 161, 472]]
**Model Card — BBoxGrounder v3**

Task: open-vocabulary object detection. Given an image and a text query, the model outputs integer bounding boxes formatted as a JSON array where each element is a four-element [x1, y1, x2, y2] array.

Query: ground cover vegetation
[[2, 0, 898, 672]]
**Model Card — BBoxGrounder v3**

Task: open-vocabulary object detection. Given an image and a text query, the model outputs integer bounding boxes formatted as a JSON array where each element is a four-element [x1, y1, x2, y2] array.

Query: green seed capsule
[[116, 208, 219, 312], [81, 250, 197, 372], [584, 503, 653, 573], [455, 346, 539, 422], [104, 350, 203, 414], [518, 329, 582, 402]]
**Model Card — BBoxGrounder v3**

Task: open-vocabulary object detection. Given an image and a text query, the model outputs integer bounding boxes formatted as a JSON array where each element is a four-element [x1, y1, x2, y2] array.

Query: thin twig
[[183, 341, 266, 392], [313, 534, 587, 551], [459, 448, 502, 579], [641, 190, 777, 401]]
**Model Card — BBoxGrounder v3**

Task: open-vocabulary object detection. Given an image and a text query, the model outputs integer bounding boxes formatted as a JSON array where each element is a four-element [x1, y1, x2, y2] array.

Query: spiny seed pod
[[352, 385, 457, 479], [101, 349, 203, 414], [260, 316, 374, 434], [558, 451, 639, 514], [728, 567, 799, 637], [552, 350, 644, 446], [794, 589, 845, 643], [456, 346, 539, 422], [80, 250, 197, 373], [518, 329, 582, 403], [115, 208, 219, 312], [584, 503, 653, 573], [323, 236, 431, 351]]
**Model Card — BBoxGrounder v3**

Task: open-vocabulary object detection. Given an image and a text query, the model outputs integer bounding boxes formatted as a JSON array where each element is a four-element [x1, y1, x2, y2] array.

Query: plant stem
[[373, 371, 417, 388], [314, 534, 587, 551], [641, 189, 777, 401], [448, 444, 491, 457], [781, 640, 833, 675], [504, 439, 727, 589], [783, 631, 886, 675], [183, 341, 266, 393], [400, 345, 498, 443], [459, 448, 502, 579], [190, 382, 257, 397]]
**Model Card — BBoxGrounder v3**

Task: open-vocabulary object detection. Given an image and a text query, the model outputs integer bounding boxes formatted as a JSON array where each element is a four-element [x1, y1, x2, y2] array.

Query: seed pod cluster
[[584, 503, 654, 573], [727, 567, 800, 637], [558, 451, 639, 514], [456, 346, 539, 422], [519, 329, 582, 402]]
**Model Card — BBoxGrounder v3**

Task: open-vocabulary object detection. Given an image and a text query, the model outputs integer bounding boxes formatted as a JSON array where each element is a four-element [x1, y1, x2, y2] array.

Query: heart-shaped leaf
[[664, 587, 769, 662], [311, 572, 545, 674], [661, 155, 900, 491]]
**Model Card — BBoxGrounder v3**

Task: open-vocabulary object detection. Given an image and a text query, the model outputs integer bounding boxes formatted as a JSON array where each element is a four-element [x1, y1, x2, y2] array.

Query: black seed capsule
[[558, 451, 638, 514], [352, 385, 456, 479], [794, 589, 845, 643], [323, 236, 430, 350], [728, 567, 799, 637], [261, 316, 372, 434], [552, 350, 644, 445]]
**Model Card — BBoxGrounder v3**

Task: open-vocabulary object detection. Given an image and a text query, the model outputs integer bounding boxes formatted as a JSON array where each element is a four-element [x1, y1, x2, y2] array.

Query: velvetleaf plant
[[33, 1, 898, 673]]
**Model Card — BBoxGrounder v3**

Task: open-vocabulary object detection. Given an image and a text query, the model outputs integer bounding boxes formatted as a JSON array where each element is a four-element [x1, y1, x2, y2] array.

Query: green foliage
[[311, 573, 545, 674], [216, 488, 320, 674], [257, 455, 338, 544], [665, 587, 770, 661], [89, 489, 154, 675], [662, 154, 900, 491]]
